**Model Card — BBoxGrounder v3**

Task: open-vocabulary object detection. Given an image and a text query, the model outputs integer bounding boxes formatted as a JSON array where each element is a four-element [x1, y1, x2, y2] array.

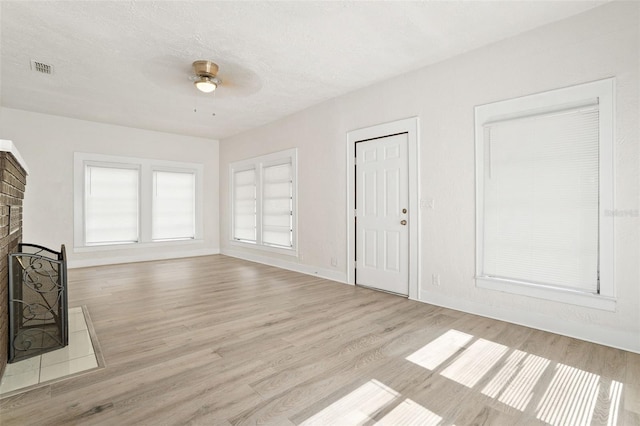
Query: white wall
[[219, 2, 640, 353], [0, 108, 220, 267]]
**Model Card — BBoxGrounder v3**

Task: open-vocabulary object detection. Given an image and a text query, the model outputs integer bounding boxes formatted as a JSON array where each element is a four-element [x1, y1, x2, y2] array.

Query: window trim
[[474, 78, 615, 311], [74, 152, 204, 251], [229, 148, 298, 256]]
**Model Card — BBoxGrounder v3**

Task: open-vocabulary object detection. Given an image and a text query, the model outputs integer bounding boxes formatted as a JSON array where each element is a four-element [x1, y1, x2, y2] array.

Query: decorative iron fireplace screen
[[8, 244, 68, 363]]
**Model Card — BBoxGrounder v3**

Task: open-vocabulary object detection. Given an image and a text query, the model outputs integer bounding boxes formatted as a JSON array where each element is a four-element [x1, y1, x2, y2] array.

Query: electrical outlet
[[331, 257, 338, 267], [432, 274, 441, 286]]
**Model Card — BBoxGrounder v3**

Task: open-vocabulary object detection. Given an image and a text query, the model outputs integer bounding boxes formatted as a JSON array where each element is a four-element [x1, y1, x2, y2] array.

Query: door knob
[[400, 220, 407, 225]]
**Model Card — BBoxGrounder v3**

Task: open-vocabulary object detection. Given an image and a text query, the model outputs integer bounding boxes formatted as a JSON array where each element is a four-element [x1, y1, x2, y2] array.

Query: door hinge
[[354, 261, 357, 268], [354, 209, 357, 217]]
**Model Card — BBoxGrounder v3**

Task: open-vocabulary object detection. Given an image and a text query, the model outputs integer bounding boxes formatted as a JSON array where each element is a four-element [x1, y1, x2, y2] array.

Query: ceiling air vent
[[30, 60, 54, 75]]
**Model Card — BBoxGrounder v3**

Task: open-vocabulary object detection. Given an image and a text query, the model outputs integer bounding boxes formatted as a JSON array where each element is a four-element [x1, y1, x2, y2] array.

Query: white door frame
[[346, 117, 420, 300]]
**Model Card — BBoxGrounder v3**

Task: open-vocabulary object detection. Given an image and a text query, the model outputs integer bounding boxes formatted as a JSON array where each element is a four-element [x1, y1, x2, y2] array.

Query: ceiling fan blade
[[145, 55, 193, 90], [209, 60, 262, 97]]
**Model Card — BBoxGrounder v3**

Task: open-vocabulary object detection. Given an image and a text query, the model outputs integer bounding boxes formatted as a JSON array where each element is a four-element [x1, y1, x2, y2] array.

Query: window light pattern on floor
[[301, 326, 629, 425], [376, 398, 443, 425], [300, 380, 444, 426], [300, 328, 632, 425], [300, 379, 399, 425], [405, 329, 473, 370], [399, 328, 626, 426], [440, 338, 509, 388], [481, 349, 550, 411], [536, 363, 601, 425]]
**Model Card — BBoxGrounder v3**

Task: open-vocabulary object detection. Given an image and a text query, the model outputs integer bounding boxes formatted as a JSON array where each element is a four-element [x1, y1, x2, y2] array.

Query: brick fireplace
[[0, 141, 28, 379]]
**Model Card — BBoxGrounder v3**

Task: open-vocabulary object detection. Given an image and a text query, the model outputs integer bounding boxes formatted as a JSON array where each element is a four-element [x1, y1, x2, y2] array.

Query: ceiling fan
[[144, 56, 260, 97], [190, 60, 222, 93]]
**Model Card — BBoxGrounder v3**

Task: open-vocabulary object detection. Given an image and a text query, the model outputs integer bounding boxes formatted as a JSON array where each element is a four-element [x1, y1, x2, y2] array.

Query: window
[[232, 167, 257, 243], [85, 165, 139, 245], [230, 148, 297, 254], [262, 160, 293, 247], [152, 170, 196, 241], [475, 78, 615, 310], [74, 153, 203, 249]]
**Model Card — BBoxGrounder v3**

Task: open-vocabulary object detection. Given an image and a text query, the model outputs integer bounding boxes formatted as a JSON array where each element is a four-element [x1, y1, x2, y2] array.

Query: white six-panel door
[[355, 133, 409, 295]]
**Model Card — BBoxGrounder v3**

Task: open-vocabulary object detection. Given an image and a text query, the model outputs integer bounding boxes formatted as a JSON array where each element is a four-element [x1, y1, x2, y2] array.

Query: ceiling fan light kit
[[192, 60, 222, 93], [194, 76, 219, 93]]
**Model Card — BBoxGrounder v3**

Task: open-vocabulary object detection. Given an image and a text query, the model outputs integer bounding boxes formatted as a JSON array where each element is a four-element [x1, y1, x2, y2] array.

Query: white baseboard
[[221, 248, 348, 284], [68, 248, 220, 269], [420, 290, 640, 355]]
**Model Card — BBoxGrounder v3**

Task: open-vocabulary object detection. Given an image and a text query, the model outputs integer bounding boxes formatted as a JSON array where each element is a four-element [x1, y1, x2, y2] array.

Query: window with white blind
[[475, 78, 615, 311], [233, 168, 257, 243], [262, 161, 293, 247], [230, 149, 297, 254], [74, 153, 203, 250], [85, 165, 139, 245], [152, 170, 196, 241]]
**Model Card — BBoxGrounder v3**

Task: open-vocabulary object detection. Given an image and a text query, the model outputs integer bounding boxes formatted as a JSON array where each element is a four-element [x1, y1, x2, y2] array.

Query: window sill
[[475, 276, 616, 312], [230, 240, 298, 257], [74, 238, 204, 253]]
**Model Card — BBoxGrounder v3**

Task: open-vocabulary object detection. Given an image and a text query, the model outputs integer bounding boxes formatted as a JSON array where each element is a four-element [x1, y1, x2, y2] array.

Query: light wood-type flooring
[[1, 255, 638, 425]]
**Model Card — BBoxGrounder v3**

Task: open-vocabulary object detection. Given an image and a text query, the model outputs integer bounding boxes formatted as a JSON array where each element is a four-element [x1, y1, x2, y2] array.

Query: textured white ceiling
[[1, 1, 605, 140]]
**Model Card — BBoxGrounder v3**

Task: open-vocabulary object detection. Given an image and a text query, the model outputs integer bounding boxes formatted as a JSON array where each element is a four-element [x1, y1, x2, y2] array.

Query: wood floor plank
[[0, 254, 637, 425], [467, 405, 519, 426]]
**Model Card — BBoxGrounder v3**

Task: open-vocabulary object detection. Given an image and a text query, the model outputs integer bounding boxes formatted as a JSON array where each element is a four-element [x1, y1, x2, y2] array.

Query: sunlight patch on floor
[[536, 363, 601, 425], [406, 329, 473, 371], [607, 380, 624, 426], [305, 326, 628, 425], [300, 379, 399, 425], [295, 324, 629, 426], [440, 338, 509, 388], [376, 398, 442, 425], [482, 349, 550, 411]]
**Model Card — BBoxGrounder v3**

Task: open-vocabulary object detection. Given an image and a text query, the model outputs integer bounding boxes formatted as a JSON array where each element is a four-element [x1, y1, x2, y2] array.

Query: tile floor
[[0, 307, 99, 395]]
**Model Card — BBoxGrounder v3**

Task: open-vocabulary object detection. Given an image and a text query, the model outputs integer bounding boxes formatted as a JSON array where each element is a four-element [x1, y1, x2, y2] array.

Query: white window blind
[[262, 161, 293, 247], [481, 104, 600, 293], [230, 148, 297, 254], [152, 171, 196, 241], [233, 168, 257, 242], [85, 165, 139, 245]]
